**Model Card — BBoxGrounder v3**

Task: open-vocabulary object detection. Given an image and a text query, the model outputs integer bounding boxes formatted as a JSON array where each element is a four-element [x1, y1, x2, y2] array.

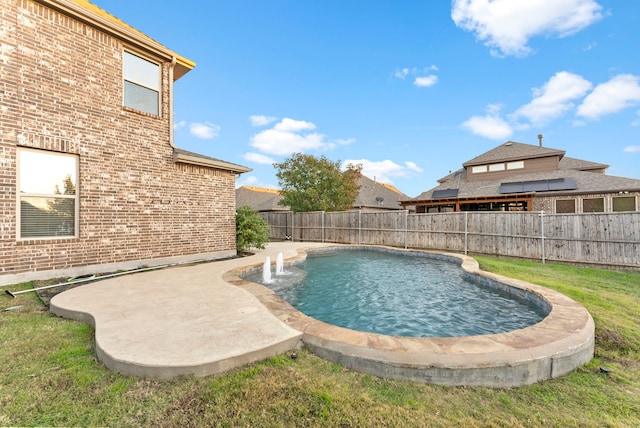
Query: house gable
[[463, 142, 565, 182]]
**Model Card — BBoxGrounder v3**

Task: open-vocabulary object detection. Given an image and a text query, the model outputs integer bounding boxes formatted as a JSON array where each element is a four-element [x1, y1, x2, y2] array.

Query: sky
[[93, 0, 640, 198]]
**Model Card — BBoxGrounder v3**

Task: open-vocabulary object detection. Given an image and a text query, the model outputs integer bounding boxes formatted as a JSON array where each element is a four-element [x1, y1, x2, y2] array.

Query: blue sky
[[94, 0, 640, 197]]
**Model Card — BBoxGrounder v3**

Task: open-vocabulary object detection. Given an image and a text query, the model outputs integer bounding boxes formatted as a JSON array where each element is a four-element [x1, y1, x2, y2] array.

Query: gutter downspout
[[169, 56, 177, 148]]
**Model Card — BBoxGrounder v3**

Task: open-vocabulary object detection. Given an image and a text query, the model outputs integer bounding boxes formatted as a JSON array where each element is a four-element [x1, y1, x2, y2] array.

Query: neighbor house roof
[[462, 141, 565, 167], [236, 175, 410, 212], [236, 186, 288, 212], [352, 174, 408, 210], [407, 142, 640, 204], [411, 168, 640, 202], [45, 0, 195, 80]]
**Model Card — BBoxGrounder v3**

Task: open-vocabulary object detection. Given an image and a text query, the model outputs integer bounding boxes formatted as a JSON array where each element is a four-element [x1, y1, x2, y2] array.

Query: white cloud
[[513, 71, 592, 124], [243, 152, 276, 165], [405, 161, 423, 172], [462, 104, 513, 139], [414, 75, 438, 87], [335, 138, 356, 146], [577, 74, 640, 120], [174, 120, 186, 130], [250, 117, 339, 156], [235, 175, 278, 189], [249, 115, 277, 127], [394, 68, 410, 79], [624, 145, 640, 153], [451, 0, 603, 57], [189, 122, 221, 139], [273, 117, 316, 132], [395, 66, 439, 87], [342, 159, 422, 184]]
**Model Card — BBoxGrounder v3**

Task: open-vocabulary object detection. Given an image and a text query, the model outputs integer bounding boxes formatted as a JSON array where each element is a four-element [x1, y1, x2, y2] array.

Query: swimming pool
[[232, 244, 594, 387], [247, 248, 547, 337]]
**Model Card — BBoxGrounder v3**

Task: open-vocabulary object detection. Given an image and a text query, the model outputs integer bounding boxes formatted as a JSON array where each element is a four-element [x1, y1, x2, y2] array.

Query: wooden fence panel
[[360, 211, 406, 247], [324, 211, 360, 243], [260, 210, 640, 268]]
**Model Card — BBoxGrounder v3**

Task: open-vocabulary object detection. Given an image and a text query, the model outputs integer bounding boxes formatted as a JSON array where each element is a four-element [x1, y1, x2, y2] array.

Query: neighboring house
[[351, 174, 409, 211], [401, 141, 640, 214], [236, 186, 288, 212], [0, 0, 250, 286], [236, 174, 409, 213]]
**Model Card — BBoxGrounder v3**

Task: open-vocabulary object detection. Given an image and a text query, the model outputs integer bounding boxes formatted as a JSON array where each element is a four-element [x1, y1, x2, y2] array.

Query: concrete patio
[[50, 241, 328, 379]]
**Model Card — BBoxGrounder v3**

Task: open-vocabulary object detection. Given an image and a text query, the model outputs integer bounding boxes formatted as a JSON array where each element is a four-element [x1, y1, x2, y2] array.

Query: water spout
[[276, 252, 285, 276], [262, 256, 272, 284]]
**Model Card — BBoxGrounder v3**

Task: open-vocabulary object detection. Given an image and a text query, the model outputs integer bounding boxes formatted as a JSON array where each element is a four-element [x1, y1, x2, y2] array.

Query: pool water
[[250, 249, 547, 338]]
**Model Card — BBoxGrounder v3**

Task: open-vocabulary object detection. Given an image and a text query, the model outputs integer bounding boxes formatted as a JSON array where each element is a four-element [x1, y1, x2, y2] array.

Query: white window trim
[[123, 50, 161, 116], [507, 161, 524, 170], [17, 148, 79, 240]]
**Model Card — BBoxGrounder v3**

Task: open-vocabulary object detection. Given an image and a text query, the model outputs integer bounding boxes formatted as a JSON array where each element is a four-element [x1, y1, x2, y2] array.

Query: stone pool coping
[[224, 244, 595, 388]]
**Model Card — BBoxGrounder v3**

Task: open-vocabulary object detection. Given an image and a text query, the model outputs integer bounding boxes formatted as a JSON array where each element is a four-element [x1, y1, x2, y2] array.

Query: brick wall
[[0, 0, 238, 284]]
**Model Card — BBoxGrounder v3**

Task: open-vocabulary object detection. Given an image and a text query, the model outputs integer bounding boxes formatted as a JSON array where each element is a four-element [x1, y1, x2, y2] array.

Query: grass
[[1, 257, 639, 427]]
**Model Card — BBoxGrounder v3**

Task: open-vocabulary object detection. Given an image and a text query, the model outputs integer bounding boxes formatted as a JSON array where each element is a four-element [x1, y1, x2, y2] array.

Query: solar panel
[[499, 182, 524, 193], [548, 177, 577, 191], [432, 188, 459, 199], [499, 178, 577, 194]]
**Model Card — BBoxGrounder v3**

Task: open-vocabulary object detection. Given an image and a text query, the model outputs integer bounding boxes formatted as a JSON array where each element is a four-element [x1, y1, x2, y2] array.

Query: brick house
[[401, 141, 640, 214], [0, 0, 250, 286]]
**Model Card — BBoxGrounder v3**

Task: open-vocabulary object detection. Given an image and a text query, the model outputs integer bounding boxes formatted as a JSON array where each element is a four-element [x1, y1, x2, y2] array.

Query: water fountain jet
[[276, 252, 285, 276], [262, 256, 272, 284]]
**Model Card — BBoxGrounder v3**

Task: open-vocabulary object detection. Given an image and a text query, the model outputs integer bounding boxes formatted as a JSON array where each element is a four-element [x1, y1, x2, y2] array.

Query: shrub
[[236, 206, 269, 253]]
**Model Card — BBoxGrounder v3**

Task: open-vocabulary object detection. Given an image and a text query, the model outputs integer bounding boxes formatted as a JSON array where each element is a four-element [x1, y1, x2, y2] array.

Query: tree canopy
[[274, 153, 362, 212]]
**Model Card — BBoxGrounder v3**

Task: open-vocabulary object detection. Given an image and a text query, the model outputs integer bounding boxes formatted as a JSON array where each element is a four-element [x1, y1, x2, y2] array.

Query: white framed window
[[489, 163, 505, 172], [18, 149, 78, 239], [471, 165, 487, 173], [507, 161, 524, 170], [123, 51, 160, 115]]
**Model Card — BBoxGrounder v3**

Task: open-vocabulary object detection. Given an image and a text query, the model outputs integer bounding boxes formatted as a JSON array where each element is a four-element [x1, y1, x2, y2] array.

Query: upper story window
[[507, 161, 524, 170], [471, 161, 523, 175], [123, 51, 160, 115], [18, 149, 78, 239]]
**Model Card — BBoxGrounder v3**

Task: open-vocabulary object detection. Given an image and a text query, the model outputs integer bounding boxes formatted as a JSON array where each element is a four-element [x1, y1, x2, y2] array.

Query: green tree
[[236, 206, 270, 253], [274, 153, 362, 212]]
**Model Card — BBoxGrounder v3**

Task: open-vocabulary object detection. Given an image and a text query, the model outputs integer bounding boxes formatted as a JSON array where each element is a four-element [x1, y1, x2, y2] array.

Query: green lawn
[[1, 257, 639, 427]]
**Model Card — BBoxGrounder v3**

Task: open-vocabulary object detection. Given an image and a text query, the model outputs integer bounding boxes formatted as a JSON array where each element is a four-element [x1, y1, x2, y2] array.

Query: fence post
[[358, 210, 362, 245], [464, 212, 468, 255], [539, 211, 545, 264], [291, 212, 295, 242], [404, 210, 408, 249], [322, 211, 325, 243]]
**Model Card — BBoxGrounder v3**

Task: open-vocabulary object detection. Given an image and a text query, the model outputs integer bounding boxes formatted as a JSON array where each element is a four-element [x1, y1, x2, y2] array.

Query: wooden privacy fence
[[259, 210, 640, 269]]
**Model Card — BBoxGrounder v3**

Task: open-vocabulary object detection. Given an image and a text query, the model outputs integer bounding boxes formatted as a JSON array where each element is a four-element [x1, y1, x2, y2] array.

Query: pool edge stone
[[230, 244, 595, 388]]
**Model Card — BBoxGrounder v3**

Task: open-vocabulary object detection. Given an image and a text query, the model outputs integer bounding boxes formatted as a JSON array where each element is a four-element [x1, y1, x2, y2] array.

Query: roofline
[[37, 0, 195, 80], [173, 151, 252, 174], [462, 144, 566, 167], [400, 188, 640, 206], [400, 193, 535, 206]]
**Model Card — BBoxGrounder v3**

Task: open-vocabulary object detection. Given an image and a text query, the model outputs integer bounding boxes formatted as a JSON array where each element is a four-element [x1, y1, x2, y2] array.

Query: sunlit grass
[[1, 258, 639, 427]]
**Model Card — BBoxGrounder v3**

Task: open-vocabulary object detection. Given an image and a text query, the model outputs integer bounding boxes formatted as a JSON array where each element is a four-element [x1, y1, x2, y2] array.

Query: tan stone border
[[225, 245, 594, 387]]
